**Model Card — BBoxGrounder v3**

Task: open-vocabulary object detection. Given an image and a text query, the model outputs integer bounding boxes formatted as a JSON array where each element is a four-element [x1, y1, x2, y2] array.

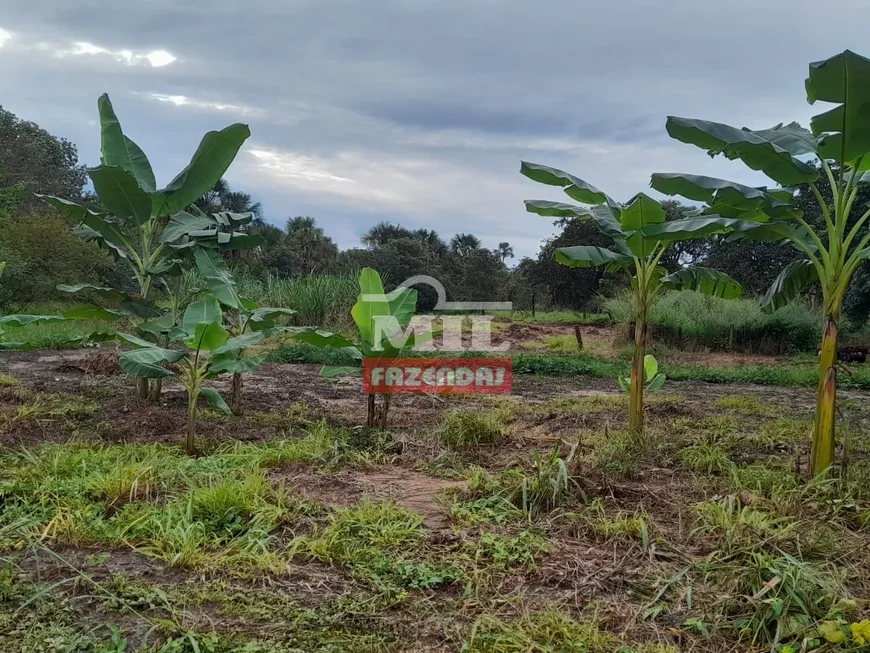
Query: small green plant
[[467, 531, 548, 568], [191, 247, 297, 416], [293, 267, 423, 428], [463, 609, 647, 652], [680, 443, 734, 475], [518, 447, 575, 517], [578, 499, 650, 542], [440, 409, 507, 450], [118, 296, 277, 454], [618, 354, 665, 392]]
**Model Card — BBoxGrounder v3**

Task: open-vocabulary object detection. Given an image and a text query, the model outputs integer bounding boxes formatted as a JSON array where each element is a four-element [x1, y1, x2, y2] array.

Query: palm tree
[[248, 218, 285, 249], [286, 216, 323, 241], [495, 241, 514, 263], [450, 233, 481, 256], [285, 216, 338, 273], [196, 178, 263, 218], [361, 221, 412, 248], [413, 228, 448, 255]]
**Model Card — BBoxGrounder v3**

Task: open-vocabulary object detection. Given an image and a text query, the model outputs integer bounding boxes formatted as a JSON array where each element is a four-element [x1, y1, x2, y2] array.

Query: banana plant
[[653, 49, 870, 476], [291, 267, 420, 429], [37, 94, 259, 401], [522, 162, 745, 434], [118, 296, 276, 455], [618, 355, 665, 393], [192, 246, 297, 415]]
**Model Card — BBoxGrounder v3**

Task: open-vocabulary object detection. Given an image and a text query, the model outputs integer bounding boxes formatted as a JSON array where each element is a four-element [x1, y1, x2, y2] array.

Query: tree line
[[2, 102, 870, 324]]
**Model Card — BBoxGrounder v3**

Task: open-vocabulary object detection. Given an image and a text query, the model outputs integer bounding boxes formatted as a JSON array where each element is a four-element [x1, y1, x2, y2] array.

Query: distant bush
[[0, 212, 124, 311], [604, 291, 821, 354]]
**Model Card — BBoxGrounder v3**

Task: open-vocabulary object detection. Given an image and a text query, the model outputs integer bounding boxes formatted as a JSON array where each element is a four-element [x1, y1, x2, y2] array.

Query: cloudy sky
[[1, 0, 867, 259]]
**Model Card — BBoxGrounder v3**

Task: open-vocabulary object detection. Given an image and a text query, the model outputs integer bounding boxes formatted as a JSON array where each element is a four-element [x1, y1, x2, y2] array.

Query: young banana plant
[[118, 296, 276, 455], [522, 162, 745, 434], [653, 50, 870, 476], [37, 93, 258, 401], [618, 355, 665, 393], [291, 267, 421, 429], [193, 246, 297, 415]]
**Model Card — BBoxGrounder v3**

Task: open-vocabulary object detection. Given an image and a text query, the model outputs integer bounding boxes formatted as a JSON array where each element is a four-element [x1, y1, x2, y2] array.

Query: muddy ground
[[3, 348, 870, 652], [0, 347, 845, 448]]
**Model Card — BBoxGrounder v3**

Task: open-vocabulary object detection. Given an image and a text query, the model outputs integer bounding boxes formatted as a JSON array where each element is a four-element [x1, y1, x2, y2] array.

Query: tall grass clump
[[235, 271, 358, 332], [605, 290, 821, 354]]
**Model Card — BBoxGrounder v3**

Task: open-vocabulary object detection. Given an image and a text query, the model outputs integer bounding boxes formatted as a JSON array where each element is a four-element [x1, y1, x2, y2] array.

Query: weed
[[569, 498, 649, 543], [514, 447, 578, 517], [466, 531, 548, 568], [590, 427, 649, 476], [691, 494, 839, 559], [440, 408, 508, 450], [299, 500, 423, 564], [715, 395, 784, 416], [463, 608, 676, 652], [87, 464, 158, 505], [729, 463, 800, 496], [188, 472, 279, 540], [680, 443, 734, 474], [450, 493, 525, 525], [698, 550, 847, 647], [546, 334, 581, 354]]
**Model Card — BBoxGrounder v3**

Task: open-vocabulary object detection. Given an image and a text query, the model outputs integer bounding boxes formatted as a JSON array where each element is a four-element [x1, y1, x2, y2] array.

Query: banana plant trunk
[[629, 303, 648, 434], [136, 376, 163, 403], [184, 395, 198, 456], [365, 393, 391, 429], [186, 388, 199, 456], [136, 377, 149, 400], [811, 313, 839, 476], [230, 372, 244, 416], [147, 379, 162, 404]]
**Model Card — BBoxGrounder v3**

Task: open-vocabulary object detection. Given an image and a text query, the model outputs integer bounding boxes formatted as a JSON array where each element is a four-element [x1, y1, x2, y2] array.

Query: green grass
[[0, 424, 341, 564], [605, 290, 821, 354], [271, 344, 870, 389], [439, 408, 509, 450], [464, 609, 678, 652], [2, 317, 117, 349], [236, 271, 358, 332], [490, 310, 611, 325]]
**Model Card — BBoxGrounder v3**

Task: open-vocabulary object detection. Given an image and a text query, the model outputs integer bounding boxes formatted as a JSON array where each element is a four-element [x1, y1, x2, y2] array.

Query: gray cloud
[[2, 0, 869, 258]]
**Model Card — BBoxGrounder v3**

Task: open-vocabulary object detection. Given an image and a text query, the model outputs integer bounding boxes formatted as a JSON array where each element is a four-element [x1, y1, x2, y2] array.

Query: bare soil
[[4, 347, 870, 652]]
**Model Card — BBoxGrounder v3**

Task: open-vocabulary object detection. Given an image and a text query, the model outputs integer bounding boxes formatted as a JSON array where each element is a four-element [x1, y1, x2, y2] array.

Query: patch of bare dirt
[[273, 464, 464, 529], [54, 349, 123, 376]]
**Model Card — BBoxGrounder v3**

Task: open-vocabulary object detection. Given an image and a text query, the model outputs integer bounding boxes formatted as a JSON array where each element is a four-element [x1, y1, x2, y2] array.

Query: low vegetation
[[605, 290, 821, 354], [2, 363, 869, 651]]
